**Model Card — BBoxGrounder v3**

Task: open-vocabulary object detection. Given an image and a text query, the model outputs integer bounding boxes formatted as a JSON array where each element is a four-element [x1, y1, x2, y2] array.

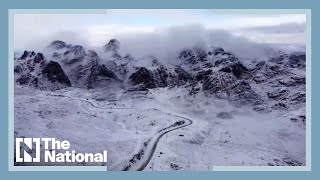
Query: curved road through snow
[[78, 98, 193, 171], [42, 94, 194, 171]]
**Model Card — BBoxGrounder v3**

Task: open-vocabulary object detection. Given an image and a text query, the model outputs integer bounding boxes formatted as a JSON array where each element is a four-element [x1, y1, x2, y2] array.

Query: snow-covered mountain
[[14, 39, 306, 121], [14, 39, 307, 168]]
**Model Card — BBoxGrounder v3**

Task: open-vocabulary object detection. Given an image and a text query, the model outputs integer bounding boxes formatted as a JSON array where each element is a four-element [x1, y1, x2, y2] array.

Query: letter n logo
[[15, 138, 41, 162]]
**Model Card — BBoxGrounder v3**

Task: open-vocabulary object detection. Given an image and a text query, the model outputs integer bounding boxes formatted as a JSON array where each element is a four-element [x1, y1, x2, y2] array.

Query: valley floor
[[14, 85, 306, 170]]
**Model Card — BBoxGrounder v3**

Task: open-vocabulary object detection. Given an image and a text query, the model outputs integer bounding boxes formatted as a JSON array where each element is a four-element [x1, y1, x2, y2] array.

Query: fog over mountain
[[15, 24, 305, 64], [13, 11, 307, 170], [14, 11, 306, 60]]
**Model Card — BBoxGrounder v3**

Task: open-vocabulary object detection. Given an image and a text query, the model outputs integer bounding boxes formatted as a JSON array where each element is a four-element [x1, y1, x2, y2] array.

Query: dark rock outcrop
[[267, 88, 288, 100], [288, 54, 306, 68], [104, 39, 120, 53], [220, 62, 249, 79], [16, 74, 32, 85], [213, 52, 238, 67], [203, 72, 237, 94], [34, 53, 44, 63], [253, 74, 266, 84], [87, 64, 119, 89], [279, 76, 305, 87], [179, 49, 197, 65], [271, 102, 288, 111], [48, 40, 68, 49], [42, 61, 71, 87], [174, 66, 194, 85], [227, 81, 263, 107], [203, 72, 263, 107], [62, 45, 87, 65], [20, 51, 35, 60], [154, 66, 169, 87], [179, 47, 213, 71], [196, 69, 212, 81], [96, 64, 118, 79], [289, 92, 306, 105], [129, 67, 156, 89]]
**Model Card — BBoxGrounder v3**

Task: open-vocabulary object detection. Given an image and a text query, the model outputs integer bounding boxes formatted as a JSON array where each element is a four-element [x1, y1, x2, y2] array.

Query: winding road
[[42, 94, 194, 171], [80, 99, 194, 171], [132, 109, 193, 171]]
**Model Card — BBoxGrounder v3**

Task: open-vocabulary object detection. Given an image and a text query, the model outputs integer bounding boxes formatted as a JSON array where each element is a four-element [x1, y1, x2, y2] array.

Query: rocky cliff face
[[14, 39, 306, 118], [14, 51, 71, 91]]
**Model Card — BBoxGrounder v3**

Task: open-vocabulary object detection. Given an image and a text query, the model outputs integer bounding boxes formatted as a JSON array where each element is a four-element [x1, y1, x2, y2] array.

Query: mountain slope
[[14, 39, 306, 122]]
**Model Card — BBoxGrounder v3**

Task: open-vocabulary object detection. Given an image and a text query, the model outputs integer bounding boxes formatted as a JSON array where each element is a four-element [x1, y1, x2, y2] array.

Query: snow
[[14, 83, 306, 170]]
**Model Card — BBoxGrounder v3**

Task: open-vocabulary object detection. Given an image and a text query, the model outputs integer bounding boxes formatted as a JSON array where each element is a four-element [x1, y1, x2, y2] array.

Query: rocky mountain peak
[[209, 47, 225, 56], [19, 51, 36, 60], [42, 61, 71, 87], [129, 67, 156, 89], [48, 40, 69, 49], [104, 39, 120, 53], [62, 45, 87, 65], [14, 38, 306, 115]]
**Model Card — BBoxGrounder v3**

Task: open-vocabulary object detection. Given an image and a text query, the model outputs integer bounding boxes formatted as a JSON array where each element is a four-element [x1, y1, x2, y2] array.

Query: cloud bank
[[13, 12, 307, 61]]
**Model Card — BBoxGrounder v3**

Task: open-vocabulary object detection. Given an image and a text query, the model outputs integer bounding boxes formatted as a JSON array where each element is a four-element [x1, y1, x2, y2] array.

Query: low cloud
[[243, 22, 306, 34], [15, 23, 304, 63], [111, 24, 278, 61]]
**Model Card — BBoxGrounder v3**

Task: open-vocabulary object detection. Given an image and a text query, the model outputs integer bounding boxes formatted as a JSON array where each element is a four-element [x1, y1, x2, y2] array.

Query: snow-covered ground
[[14, 85, 306, 170]]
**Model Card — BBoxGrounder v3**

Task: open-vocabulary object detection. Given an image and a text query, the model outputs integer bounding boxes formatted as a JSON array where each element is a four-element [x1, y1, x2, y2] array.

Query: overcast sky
[[13, 9, 307, 54]]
